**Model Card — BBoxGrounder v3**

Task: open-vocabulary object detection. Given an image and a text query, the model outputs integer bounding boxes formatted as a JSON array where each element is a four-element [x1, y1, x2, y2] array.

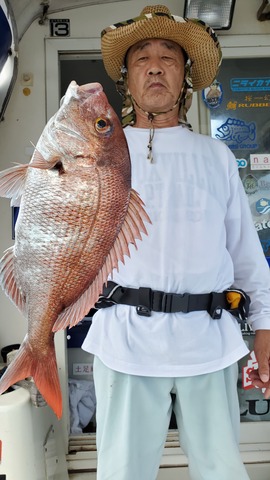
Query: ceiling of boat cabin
[[8, 0, 131, 41]]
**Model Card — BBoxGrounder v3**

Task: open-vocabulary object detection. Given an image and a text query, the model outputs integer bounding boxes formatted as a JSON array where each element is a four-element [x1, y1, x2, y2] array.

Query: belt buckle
[[136, 305, 151, 317], [161, 292, 189, 313]]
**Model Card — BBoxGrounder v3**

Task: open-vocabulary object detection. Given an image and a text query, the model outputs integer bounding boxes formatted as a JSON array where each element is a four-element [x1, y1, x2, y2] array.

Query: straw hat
[[101, 4, 222, 91]]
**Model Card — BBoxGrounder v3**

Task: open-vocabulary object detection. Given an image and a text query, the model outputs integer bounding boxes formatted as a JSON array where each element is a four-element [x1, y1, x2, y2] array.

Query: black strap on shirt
[[95, 281, 250, 321]]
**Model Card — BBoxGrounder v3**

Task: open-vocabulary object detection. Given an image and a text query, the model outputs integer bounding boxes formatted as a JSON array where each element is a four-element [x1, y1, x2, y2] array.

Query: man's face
[[126, 38, 186, 115]]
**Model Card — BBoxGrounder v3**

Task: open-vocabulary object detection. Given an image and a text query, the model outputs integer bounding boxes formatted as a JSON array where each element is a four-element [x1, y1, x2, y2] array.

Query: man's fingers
[[257, 361, 270, 383], [249, 368, 270, 392]]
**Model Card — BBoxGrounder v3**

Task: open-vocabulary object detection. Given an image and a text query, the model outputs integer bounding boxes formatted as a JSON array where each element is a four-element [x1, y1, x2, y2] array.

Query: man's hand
[[249, 329, 270, 399]]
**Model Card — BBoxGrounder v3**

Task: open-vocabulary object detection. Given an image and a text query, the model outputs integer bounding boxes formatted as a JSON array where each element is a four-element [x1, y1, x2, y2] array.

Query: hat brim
[[101, 14, 222, 91]]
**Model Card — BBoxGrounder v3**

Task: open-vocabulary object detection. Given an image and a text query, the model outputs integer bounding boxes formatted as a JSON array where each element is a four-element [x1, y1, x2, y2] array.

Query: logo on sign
[[242, 351, 257, 390], [256, 198, 270, 214], [202, 80, 223, 109], [231, 78, 270, 92], [242, 174, 258, 195], [215, 118, 256, 144], [250, 153, 270, 170], [236, 158, 247, 169]]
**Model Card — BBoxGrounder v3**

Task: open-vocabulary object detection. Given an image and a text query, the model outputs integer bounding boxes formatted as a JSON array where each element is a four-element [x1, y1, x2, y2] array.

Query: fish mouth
[[78, 82, 103, 96]]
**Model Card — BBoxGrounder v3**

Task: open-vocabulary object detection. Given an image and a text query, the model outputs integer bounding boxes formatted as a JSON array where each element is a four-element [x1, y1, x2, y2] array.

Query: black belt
[[96, 281, 237, 319]]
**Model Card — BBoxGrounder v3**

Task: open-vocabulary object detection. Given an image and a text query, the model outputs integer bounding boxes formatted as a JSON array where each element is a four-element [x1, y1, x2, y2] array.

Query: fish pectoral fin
[[30, 149, 63, 170], [0, 246, 26, 313], [0, 163, 28, 205]]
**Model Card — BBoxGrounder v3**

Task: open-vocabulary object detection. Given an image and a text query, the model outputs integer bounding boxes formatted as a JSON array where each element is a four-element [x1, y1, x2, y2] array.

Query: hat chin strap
[[130, 94, 181, 120], [130, 95, 181, 163]]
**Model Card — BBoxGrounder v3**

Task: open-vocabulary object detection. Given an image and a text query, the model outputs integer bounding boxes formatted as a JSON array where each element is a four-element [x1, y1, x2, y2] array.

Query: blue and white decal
[[236, 158, 247, 169], [256, 198, 270, 215], [231, 78, 270, 92], [215, 118, 257, 150]]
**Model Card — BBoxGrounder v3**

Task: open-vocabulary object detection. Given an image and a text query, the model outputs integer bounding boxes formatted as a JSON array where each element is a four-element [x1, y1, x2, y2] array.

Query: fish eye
[[95, 117, 111, 133]]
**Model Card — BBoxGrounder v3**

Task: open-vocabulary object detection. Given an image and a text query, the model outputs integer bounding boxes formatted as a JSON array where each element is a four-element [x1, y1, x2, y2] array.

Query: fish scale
[[0, 81, 150, 418]]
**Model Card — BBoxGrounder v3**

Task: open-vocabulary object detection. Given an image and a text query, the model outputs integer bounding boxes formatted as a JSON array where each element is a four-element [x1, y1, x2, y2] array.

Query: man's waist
[[95, 281, 250, 322]]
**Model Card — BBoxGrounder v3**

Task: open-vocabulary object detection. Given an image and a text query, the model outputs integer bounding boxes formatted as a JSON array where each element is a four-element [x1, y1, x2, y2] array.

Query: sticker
[[236, 158, 247, 169], [230, 77, 270, 92], [250, 153, 270, 170], [226, 100, 237, 111], [72, 363, 93, 376], [202, 80, 223, 109], [50, 19, 70, 37], [242, 350, 257, 390], [242, 174, 258, 195], [215, 118, 256, 144], [256, 198, 270, 214], [227, 98, 270, 110]]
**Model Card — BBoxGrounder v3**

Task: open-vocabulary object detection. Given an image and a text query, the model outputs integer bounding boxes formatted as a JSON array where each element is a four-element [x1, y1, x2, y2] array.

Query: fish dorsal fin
[[0, 164, 29, 206], [52, 189, 151, 332], [0, 246, 26, 314]]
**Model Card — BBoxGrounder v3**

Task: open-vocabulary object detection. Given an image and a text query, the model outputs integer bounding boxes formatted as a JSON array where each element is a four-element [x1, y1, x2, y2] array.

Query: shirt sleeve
[[225, 151, 270, 331]]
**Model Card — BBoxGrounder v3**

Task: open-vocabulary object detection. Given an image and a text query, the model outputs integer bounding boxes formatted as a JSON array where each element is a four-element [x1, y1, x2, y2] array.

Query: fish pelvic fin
[[52, 188, 151, 332], [0, 164, 29, 206], [0, 246, 26, 314], [0, 336, 62, 419]]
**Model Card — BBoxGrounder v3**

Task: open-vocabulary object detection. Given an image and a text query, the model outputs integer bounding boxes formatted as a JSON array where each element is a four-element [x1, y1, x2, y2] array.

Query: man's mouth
[[147, 82, 166, 90]]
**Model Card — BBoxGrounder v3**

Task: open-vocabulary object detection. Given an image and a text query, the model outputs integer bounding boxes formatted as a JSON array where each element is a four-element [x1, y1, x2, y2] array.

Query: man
[[82, 5, 270, 479]]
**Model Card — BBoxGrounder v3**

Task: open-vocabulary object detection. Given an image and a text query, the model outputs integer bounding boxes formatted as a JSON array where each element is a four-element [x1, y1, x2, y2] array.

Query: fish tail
[[0, 336, 62, 419]]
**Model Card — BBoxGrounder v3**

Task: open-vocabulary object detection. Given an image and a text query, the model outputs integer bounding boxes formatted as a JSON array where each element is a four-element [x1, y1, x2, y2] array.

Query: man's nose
[[147, 61, 163, 75], [148, 67, 162, 75]]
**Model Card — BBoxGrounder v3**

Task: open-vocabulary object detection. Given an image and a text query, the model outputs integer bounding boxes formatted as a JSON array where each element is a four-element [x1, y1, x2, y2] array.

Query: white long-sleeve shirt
[[82, 125, 270, 377]]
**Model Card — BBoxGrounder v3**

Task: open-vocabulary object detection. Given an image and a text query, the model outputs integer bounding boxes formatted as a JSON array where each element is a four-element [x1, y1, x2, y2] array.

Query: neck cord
[[130, 95, 181, 163]]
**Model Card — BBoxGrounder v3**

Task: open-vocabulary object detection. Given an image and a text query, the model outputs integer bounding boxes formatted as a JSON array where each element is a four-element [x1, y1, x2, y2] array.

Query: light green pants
[[93, 357, 250, 480]]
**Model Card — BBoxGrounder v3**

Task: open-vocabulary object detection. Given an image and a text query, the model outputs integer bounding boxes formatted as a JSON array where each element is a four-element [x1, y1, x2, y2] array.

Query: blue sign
[[231, 78, 270, 92]]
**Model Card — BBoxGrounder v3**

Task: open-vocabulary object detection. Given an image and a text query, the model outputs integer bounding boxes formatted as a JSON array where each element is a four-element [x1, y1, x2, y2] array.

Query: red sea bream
[[0, 81, 150, 418]]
